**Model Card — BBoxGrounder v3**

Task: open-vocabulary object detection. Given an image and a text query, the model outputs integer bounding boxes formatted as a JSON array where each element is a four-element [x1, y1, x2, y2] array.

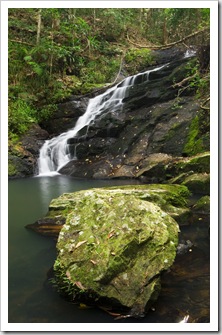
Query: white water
[[38, 64, 166, 176]]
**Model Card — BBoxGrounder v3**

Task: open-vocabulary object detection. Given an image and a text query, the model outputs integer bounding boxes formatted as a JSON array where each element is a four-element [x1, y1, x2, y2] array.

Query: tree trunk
[[163, 16, 168, 45], [36, 9, 42, 44]]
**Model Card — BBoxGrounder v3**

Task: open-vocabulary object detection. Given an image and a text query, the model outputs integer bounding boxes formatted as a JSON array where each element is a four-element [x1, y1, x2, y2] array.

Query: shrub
[[8, 98, 36, 135]]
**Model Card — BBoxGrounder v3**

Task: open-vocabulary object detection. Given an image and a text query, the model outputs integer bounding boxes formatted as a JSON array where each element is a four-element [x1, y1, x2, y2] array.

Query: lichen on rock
[[53, 186, 180, 317]]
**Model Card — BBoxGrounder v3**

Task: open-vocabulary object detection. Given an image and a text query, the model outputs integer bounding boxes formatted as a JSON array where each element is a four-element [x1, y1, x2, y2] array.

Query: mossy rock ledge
[[53, 186, 180, 318]]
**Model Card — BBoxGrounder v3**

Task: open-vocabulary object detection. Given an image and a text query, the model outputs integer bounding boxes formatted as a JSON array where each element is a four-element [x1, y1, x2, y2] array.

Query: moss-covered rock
[[182, 173, 210, 195], [53, 186, 180, 317], [8, 155, 34, 178], [183, 108, 210, 157], [174, 152, 210, 174], [27, 184, 191, 237], [133, 152, 209, 187], [8, 124, 49, 178], [192, 195, 210, 215]]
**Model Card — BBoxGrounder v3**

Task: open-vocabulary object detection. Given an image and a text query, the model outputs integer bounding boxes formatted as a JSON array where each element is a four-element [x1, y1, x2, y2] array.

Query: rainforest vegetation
[[8, 8, 210, 142]]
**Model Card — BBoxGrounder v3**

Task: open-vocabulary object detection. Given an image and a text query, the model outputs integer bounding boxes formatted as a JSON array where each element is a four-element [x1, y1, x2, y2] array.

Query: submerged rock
[[51, 186, 182, 317]]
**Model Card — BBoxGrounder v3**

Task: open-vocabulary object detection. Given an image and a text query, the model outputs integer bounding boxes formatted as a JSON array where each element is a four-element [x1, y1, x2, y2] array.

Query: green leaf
[[24, 55, 32, 62]]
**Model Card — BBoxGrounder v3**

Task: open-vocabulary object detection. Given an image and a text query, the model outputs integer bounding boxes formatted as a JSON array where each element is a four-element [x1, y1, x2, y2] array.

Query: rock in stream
[[50, 185, 182, 317]]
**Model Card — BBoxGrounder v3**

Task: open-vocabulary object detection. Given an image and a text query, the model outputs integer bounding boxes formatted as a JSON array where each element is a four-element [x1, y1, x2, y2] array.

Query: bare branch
[[9, 39, 35, 46], [172, 74, 197, 88], [127, 27, 209, 50]]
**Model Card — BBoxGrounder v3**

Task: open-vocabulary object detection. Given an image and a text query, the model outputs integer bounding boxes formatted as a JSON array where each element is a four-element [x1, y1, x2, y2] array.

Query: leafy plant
[[8, 98, 37, 135]]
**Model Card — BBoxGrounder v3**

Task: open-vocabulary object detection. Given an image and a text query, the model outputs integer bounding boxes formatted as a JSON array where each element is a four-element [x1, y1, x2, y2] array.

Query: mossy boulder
[[8, 155, 34, 178], [53, 185, 182, 317], [136, 152, 210, 184], [27, 184, 191, 237], [182, 173, 210, 195], [173, 152, 210, 174]]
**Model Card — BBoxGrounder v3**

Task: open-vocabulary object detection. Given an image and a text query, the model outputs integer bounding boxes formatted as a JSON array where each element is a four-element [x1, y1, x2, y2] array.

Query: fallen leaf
[[90, 259, 97, 265], [74, 281, 86, 290], [75, 240, 87, 249], [107, 230, 115, 239], [66, 270, 71, 280]]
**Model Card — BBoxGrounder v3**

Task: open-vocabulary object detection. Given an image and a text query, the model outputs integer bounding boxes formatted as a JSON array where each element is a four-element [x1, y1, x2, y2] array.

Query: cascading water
[[37, 64, 167, 176]]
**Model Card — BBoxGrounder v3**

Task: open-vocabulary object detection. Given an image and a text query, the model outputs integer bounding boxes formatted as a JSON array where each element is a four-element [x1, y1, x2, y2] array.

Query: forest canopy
[[8, 8, 210, 138]]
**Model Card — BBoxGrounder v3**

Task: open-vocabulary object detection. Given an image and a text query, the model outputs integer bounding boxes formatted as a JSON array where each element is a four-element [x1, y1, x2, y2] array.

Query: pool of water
[[8, 175, 210, 324]]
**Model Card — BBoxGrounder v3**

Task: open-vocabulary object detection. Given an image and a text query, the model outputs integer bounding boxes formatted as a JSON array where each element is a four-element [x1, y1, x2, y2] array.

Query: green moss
[[8, 160, 18, 176], [52, 186, 180, 311], [193, 195, 210, 214], [183, 115, 204, 156], [169, 153, 210, 179]]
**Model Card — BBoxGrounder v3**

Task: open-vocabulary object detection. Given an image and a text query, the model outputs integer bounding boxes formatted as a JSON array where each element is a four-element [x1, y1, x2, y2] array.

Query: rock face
[[39, 185, 186, 317], [8, 124, 49, 178], [57, 54, 209, 179], [40, 97, 89, 136]]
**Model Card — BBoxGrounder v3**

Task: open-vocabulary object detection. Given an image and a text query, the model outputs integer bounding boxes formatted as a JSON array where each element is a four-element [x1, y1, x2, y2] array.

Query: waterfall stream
[[37, 64, 167, 176]]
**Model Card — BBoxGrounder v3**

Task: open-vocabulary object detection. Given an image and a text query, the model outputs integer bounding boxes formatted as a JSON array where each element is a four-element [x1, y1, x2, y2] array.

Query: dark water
[[8, 176, 210, 324]]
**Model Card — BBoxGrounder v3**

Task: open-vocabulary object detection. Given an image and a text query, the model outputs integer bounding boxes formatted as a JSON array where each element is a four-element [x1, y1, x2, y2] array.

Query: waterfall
[[37, 64, 166, 176]]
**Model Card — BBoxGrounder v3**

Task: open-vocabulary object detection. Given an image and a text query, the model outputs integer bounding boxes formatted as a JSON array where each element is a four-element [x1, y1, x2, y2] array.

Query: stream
[[8, 175, 209, 324]]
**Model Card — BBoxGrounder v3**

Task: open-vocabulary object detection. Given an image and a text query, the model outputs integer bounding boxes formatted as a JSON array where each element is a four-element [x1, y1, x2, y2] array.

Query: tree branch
[[127, 27, 209, 50], [172, 74, 197, 88], [200, 97, 210, 110], [9, 39, 35, 46]]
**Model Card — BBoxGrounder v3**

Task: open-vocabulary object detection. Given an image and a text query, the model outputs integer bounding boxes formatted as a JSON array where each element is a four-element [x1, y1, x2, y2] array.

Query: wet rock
[[53, 186, 180, 317], [21, 124, 49, 158], [56, 55, 209, 180], [177, 240, 193, 255], [26, 218, 65, 238], [182, 173, 210, 195], [59, 97, 207, 180], [8, 154, 34, 178], [192, 195, 210, 215], [136, 152, 210, 185], [8, 124, 49, 178], [40, 98, 89, 136]]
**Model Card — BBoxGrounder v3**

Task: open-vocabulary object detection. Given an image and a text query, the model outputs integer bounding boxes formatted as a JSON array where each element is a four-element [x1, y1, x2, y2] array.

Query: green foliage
[[196, 74, 210, 98], [24, 55, 43, 75], [8, 98, 37, 135], [8, 8, 210, 135], [37, 104, 57, 122], [125, 48, 153, 73], [184, 58, 210, 99]]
